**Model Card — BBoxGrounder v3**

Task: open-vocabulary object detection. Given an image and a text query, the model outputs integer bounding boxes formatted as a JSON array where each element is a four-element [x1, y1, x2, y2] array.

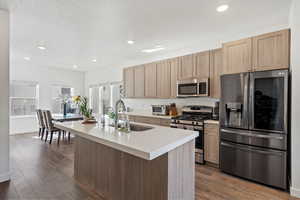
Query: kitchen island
[[55, 121, 198, 200]]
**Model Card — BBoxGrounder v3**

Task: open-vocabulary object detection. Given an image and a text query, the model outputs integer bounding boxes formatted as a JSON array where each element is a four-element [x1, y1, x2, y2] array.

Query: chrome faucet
[[114, 99, 128, 129]]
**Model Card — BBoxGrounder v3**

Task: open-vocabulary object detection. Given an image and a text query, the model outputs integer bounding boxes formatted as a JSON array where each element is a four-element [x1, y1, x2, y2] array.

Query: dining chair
[[36, 109, 45, 138], [42, 110, 62, 145]]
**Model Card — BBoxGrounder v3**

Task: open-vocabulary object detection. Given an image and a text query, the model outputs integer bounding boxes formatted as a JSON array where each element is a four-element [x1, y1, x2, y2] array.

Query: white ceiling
[[0, 0, 293, 71]]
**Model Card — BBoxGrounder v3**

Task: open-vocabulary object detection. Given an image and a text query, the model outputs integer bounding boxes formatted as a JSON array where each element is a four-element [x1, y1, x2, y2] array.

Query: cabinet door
[[157, 60, 171, 98], [209, 49, 223, 99], [204, 123, 220, 165], [170, 58, 180, 98], [133, 66, 145, 98], [222, 38, 252, 74], [145, 63, 157, 97], [179, 54, 194, 79], [253, 29, 290, 71], [123, 67, 135, 98], [194, 51, 210, 78]]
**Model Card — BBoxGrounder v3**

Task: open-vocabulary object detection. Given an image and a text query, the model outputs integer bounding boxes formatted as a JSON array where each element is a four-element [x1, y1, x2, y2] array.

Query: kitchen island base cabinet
[[74, 136, 195, 200]]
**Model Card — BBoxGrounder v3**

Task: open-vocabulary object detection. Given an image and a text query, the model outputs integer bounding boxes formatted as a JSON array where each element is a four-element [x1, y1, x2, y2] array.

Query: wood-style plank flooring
[[0, 133, 298, 200]]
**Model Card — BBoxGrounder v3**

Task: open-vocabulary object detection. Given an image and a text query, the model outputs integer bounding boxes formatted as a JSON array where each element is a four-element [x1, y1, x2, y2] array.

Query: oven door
[[177, 79, 198, 97]]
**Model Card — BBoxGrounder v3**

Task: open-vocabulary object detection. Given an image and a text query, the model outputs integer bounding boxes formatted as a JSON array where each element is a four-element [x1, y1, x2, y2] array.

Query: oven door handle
[[220, 129, 284, 140]]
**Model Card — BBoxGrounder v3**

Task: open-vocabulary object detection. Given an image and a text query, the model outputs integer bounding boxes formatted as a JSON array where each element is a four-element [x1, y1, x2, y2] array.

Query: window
[[89, 86, 100, 114], [10, 81, 39, 116], [89, 82, 123, 115], [51, 86, 75, 114]]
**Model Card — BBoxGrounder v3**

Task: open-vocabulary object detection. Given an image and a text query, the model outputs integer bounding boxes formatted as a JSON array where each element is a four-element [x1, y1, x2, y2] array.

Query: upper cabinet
[[194, 51, 210, 78], [252, 29, 290, 71], [134, 66, 145, 98], [123, 67, 135, 98], [222, 29, 290, 75], [209, 49, 223, 99], [222, 38, 252, 75], [179, 54, 194, 79], [123, 29, 290, 99], [157, 60, 171, 98], [144, 63, 157, 97], [170, 57, 180, 98]]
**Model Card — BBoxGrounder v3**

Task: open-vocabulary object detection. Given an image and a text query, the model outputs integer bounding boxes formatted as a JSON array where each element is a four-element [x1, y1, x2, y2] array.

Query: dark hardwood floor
[[0, 133, 298, 200]]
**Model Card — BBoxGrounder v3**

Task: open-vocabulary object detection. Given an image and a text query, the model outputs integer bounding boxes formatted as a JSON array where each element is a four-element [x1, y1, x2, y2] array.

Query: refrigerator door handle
[[243, 73, 249, 129], [221, 142, 285, 155], [221, 129, 284, 140]]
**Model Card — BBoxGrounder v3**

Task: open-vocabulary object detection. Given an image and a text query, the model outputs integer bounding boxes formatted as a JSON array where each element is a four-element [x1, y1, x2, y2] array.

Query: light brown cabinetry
[[209, 49, 223, 99], [123, 67, 135, 98], [252, 29, 290, 71], [134, 66, 145, 98], [157, 60, 171, 98], [204, 123, 219, 165], [194, 51, 210, 78], [179, 54, 194, 79], [170, 58, 180, 98], [129, 115, 171, 127], [145, 63, 157, 97], [222, 38, 252, 74]]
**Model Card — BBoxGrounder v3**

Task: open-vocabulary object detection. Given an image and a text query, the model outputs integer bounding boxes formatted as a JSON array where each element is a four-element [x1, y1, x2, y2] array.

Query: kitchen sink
[[110, 123, 154, 132], [129, 124, 154, 132]]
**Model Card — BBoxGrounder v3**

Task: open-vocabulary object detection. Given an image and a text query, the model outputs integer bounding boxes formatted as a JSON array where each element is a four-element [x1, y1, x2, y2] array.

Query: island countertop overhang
[[54, 121, 198, 160]]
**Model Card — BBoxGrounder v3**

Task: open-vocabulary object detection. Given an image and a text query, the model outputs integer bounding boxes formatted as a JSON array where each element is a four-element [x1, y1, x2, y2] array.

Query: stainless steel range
[[171, 106, 213, 164]]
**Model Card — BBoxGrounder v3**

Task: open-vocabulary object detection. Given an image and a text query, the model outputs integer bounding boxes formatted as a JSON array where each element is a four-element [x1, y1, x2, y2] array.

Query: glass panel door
[[250, 70, 288, 133]]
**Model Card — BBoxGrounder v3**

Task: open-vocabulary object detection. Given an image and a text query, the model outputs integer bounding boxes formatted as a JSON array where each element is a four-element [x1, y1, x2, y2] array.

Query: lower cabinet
[[129, 115, 171, 127], [204, 123, 220, 165]]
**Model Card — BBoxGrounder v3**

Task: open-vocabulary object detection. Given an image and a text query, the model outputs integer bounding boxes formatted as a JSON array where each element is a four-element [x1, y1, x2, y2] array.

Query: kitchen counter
[[204, 120, 219, 125], [54, 121, 198, 160], [55, 121, 197, 200], [126, 110, 176, 119]]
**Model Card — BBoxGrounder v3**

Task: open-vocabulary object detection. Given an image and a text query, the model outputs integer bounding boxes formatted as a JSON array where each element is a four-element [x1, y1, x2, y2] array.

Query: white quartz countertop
[[55, 121, 198, 161]]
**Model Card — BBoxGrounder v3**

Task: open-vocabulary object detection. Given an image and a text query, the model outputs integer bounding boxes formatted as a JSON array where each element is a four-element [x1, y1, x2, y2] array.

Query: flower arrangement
[[73, 96, 93, 119]]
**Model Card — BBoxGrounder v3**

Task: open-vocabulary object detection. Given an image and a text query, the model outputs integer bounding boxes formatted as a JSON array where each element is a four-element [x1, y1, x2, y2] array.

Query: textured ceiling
[[0, 0, 293, 71]]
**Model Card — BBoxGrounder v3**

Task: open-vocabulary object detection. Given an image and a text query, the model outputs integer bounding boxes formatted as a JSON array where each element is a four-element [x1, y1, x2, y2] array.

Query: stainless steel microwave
[[177, 78, 209, 97], [152, 105, 170, 116]]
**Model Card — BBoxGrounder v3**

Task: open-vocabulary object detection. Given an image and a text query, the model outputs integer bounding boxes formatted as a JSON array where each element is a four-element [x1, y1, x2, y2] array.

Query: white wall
[[290, 0, 300, 197], [10, 64, 85, 134], [0, 9, 10, 183]]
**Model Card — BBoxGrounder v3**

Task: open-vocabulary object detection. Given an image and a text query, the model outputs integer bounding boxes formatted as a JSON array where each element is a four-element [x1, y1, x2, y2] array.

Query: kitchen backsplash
[[124, 97, 219, 113]]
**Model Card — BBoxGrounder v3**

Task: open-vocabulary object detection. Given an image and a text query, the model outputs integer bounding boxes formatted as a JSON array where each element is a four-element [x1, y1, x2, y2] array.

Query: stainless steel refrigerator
[[220, 69, 289, 190]]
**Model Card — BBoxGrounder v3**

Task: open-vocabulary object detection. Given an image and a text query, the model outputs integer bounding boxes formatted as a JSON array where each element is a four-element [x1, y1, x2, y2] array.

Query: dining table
[[52, 113, 84, 122]]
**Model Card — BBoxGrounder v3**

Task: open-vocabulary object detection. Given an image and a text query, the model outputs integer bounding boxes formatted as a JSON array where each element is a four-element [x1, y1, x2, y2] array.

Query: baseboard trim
[[290, 187, 300, 198], [0, 171, 10, 183]]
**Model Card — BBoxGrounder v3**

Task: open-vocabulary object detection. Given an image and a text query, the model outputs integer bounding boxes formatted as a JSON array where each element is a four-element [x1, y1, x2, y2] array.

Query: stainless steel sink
[[129, 124, 153, 132], [110, 123, 154, 132]]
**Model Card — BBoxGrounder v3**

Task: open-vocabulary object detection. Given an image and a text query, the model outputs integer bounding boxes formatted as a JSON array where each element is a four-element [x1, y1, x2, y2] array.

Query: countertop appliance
[[212, 101, 220, 120], [151, 105, 170, 116], [170, 105, 213, 164], [177, 78, 209, 97], [220, 70, 289, 190]]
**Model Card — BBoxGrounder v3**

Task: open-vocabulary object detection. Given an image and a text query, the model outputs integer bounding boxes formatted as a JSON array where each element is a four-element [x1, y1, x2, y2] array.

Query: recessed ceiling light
[[127, 40, 135, 44], [24, 57, 31, 61], [73, 65, 78, 69], [37, 45, 46, 50], [217, 4, 229, 12], [142, 47, 165, 53], [92, 59, 97, 63]]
